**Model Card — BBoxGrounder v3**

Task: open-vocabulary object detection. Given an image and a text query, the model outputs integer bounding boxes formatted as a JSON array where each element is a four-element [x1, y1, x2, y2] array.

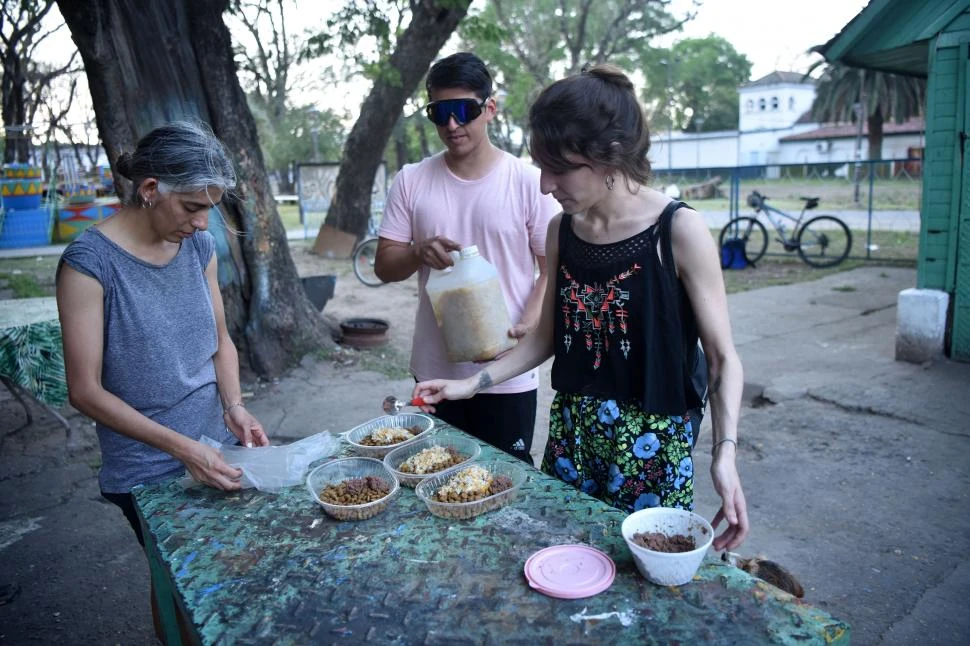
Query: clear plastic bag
[[182, 431, 342, 493]]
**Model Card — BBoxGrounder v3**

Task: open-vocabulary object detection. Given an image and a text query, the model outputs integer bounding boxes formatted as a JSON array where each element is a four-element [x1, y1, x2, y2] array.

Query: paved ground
[[1, 265, 969, 644]]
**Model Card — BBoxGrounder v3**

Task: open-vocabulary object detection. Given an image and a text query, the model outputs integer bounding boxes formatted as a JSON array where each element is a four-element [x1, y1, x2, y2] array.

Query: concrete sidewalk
[[1, 266, 968, 644]]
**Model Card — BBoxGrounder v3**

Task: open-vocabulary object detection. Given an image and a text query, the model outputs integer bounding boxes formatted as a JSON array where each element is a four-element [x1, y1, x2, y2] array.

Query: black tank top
[[551, 201, 701, 415]]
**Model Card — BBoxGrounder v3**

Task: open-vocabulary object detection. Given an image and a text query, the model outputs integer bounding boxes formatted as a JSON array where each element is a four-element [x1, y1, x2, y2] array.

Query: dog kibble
[[631, 531, 696, 553], [320, 476, 391, 505]]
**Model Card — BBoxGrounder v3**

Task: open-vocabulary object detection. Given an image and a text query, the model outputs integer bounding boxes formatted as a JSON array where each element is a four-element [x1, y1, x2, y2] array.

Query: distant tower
[[738, 71, 817, 166], [739, 71, 816, 132]]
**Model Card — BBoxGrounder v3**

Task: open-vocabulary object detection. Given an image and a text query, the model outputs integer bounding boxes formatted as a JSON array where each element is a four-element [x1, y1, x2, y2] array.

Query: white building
[[651, 71, 924, 171]]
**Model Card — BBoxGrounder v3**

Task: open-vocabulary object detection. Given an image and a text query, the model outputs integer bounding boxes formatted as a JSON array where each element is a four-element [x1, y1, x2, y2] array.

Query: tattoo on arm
[[477, 371, 493, 392], [710, 375, 722, 398]]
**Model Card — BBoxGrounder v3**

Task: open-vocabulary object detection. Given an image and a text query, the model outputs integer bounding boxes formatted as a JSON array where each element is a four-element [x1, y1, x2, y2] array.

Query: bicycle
[[351, 209, 384, 287], [718, 191, 852, 268]]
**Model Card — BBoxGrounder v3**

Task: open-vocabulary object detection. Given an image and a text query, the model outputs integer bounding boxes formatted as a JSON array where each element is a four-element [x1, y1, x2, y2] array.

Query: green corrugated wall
[[919, 44, 959, 290], [920, 11, 970, 360]]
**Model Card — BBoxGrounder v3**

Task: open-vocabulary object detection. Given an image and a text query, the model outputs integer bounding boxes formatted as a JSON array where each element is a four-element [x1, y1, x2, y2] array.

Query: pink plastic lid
[[524, 544, 616, 599]]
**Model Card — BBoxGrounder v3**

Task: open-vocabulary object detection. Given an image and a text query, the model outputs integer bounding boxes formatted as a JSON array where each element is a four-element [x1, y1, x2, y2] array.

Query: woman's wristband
[[223, 401, 245, 415], [712, 438, 737, 455]]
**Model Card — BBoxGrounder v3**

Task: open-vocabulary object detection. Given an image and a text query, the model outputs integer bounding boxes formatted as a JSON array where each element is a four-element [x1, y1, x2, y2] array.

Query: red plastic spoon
[[382, 395, 427, 414]]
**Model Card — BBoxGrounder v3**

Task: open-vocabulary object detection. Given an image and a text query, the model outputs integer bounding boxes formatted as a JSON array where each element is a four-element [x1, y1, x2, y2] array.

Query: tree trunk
[[2, 54, 30, 164], [392, 118, 408, 172], [417, 119, 431, 159], [56, 0, 333, 376], [867, 109, 884, 162], [321, 0, 472, 240]]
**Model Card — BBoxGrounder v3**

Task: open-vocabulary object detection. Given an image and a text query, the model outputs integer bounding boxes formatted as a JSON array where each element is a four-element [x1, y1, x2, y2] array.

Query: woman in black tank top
[[414, 65, 749, 552]]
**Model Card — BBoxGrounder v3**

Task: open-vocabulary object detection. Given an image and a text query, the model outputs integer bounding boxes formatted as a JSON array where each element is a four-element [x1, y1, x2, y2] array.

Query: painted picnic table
[[0, 297, 72, 434], [134, 420, 849, 645]]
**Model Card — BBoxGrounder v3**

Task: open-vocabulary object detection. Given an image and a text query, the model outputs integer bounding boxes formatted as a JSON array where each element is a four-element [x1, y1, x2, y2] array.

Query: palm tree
[[807, 62, 926, 161]]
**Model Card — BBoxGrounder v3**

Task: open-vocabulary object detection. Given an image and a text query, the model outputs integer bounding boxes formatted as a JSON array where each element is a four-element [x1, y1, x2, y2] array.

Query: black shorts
[[431, 390, 537, 464], [101, 491, 145, 547]]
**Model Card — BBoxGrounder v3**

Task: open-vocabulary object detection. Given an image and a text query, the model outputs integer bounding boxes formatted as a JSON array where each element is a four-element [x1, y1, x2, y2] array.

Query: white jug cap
[[460, 245, 480, 258]]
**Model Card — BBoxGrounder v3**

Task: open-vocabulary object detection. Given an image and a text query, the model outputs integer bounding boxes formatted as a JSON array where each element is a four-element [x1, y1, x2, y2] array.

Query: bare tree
[[1, 0, 60, 163]]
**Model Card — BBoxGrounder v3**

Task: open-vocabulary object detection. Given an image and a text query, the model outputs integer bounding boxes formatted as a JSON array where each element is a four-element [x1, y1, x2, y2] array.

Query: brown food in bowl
[[319, 476, 391, 505], [631, 531, 696, 553]]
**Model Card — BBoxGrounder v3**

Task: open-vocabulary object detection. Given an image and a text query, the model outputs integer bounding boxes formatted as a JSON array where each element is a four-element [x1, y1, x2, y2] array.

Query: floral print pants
[[541, 392, 694, 513]]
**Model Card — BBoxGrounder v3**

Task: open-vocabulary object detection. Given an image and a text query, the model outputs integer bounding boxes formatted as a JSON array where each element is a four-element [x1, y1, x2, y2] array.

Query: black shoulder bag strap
[[658, 201, 708, 449]]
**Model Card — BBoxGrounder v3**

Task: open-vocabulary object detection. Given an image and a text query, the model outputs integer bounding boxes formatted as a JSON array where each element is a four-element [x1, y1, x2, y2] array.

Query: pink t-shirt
[[380, 150, 560, 393]]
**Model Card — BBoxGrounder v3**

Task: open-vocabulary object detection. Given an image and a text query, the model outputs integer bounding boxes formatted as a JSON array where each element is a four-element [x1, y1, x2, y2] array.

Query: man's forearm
[[375, 241, 420, 282]]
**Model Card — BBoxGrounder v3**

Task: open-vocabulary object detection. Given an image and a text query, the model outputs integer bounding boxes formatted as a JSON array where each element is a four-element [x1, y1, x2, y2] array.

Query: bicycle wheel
[[718, 217, 768, 265], [796, 215, 852, 268], [352, 238, 383, 287]]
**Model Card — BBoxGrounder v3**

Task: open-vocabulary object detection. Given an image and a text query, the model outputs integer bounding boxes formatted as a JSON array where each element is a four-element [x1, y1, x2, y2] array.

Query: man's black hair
[[426, 52, 493, 100]]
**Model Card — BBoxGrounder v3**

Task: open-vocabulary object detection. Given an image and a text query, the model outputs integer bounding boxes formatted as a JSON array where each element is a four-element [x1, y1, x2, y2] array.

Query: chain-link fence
[[654, 159, 921, 263]]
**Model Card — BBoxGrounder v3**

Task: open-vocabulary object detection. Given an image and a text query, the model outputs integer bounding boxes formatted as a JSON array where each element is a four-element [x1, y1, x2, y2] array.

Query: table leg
[[0, 376, 33, 433], [0, 376, 78, 446], [139, 511, 185, 645]]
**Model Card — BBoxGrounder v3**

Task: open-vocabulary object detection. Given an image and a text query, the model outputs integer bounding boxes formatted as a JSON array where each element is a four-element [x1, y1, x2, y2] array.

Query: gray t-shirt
[[60, 228, 233, 493]]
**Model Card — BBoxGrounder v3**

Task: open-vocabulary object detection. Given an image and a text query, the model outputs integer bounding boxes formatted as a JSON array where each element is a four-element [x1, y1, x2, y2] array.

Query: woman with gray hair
[[56, 120, 268, 538], [57, 120, 268, 638]]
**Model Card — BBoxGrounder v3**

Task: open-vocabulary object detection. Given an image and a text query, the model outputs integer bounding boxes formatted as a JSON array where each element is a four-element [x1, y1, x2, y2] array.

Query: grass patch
[[720, 257, 870, 294], [277, 203, 301, 230], [666, 177, 922, 211], [831, 285, 857, 292], [0, 271, 49, 298], [709, 226, 918, 265]]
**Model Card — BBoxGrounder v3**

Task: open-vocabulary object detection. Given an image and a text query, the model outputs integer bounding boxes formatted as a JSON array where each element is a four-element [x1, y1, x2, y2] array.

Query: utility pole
[[853, 73, 867, 204]]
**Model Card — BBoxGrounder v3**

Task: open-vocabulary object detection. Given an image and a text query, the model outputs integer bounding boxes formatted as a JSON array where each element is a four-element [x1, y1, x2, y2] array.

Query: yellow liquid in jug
[[435, 279, 516, 362]]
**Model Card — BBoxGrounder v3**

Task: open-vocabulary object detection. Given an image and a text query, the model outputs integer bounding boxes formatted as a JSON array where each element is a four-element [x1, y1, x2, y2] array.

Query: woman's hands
[[224, 405, 269, 449], [710, 445, 749, 551], [181, 441, 245, 491], [412, 375, 480, 413], [180, 405, 267, 491]]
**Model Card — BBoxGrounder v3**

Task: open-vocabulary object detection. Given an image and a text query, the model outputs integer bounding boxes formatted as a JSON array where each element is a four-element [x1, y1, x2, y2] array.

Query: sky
[[36, 0, 874, 131], [665, 0, 872, 80], [299, 0, 874, 115]]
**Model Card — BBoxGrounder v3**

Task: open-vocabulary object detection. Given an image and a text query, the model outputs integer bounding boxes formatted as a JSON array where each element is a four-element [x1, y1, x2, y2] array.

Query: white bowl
[[306, 457, 399, 521], [343, 413, 435, 459], [382, 433, 482, 487], [620, 507, 714, 586]]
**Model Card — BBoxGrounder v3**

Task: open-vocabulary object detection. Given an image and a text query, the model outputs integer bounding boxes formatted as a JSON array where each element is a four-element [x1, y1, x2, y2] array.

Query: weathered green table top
[[134, 421, 849, 645]]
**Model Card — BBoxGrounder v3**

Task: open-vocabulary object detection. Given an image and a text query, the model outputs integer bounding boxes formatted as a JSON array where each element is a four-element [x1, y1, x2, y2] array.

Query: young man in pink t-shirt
[[375, 52, 560, 464]]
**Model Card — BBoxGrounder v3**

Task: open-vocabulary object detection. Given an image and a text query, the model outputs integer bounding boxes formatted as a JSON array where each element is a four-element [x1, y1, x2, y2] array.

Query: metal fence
[[653, 158, 922, 263]]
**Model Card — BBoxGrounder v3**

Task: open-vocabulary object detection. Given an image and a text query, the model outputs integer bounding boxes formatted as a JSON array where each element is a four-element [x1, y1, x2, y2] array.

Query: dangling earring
[[605, 174, 615, 191]]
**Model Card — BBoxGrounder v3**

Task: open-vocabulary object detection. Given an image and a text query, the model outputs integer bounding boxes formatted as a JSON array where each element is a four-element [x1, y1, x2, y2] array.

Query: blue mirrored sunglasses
[[425, 97, 489, 126]]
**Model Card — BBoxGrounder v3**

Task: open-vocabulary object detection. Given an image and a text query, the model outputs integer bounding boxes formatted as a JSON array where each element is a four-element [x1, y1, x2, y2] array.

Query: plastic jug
[[426, 245, 516, 363]]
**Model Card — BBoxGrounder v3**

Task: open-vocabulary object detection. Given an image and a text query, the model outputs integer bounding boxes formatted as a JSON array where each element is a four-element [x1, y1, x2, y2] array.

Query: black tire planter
[[339, 317, 389, 348]]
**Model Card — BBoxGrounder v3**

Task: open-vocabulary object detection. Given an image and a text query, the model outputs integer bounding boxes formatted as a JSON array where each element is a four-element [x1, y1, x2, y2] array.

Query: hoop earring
[[605, 174, 615, 191]]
